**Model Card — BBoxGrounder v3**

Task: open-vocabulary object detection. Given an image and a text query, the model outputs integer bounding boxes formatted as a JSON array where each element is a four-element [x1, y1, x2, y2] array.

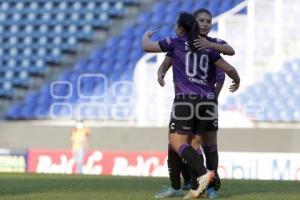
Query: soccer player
[[142, 12, 240, 198], [155, 9, 234, 199]]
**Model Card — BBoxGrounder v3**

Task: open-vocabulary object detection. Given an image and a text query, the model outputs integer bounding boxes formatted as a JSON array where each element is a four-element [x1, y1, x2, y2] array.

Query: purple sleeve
[[209, 49, 221, 63], [159, 37, 176, 52], [213, 37, 227, 45], [216, 68, 225, 84]]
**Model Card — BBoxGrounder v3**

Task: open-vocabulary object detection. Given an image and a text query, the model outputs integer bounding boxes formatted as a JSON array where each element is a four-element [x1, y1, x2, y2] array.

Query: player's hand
[[193, 35, 212, 49], [144, 30, 157, 38], [157, 69, 165, 87], [229, 80, 239, 92]]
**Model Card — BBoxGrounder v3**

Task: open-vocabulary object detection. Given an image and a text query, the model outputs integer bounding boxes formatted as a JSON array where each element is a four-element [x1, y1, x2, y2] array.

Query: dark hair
[[193, 8, 213, 18], [177, 12, 200, 52]]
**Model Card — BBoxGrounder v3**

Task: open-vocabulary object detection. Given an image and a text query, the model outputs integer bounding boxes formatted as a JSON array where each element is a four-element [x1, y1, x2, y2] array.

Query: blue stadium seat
[[193, 0, 208, 9], [1, 0, 139, 104], [222, 58, 300, 122], [74, 59, 89, 72], [121, 24, 134, 40], [181, 0, 193, 12], [13, 70, 29, 87], [4, 0, 253, 120], [89, 47, 103, 62], [5, 104, 23, 119], [166, 2, 180, 16]]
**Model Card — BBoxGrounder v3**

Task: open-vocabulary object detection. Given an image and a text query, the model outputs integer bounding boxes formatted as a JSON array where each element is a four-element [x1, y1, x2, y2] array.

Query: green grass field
[[0, 173, 300, 200]]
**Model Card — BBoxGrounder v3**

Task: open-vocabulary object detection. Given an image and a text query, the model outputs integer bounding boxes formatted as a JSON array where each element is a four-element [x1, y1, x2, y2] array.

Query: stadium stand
[[0, 0, 135, 97], [2, 0, 251, 120], [7, 0, 295, 122], [222, 59, 300, 122]]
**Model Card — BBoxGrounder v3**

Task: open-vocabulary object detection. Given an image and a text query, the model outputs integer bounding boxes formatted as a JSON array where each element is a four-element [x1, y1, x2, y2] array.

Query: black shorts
[[169, 94, 218, 135]]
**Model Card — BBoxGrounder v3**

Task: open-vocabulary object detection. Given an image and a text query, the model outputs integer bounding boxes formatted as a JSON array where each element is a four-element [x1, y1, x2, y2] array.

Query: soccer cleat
[[213, 173, 221, 191], [183, 189, 198, 199], [207, 187, 217, 199], [195, 171, 215, 197], [183, 189, 206, 199], [154, 186, 183, 199], [182, 182, 191, 190]]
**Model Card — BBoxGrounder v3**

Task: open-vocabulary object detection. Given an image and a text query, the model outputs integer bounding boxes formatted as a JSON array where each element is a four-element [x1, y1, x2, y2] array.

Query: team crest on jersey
[[215, 38, 224, 43], [166, 37, 171, 45]]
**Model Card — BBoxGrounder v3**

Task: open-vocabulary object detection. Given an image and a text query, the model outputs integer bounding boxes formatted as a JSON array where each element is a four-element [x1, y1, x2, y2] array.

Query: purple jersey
[[166, 36, 226, 86], [206, 36, 226, 84], [159, 36, 221, 97]]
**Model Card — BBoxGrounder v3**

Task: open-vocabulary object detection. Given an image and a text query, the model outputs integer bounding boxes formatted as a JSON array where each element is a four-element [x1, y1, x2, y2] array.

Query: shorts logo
[[183, 126, 191, 130], [213, 120, 218, 127], [170, 123, 175, 130]]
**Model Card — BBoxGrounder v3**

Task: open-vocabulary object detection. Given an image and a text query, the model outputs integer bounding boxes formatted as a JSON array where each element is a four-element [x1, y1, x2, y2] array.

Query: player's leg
[[155, 141, 184, 198], [167, 142, 182, 190], [169, 133, 208, 180], [181, 135, 194, 190], [202, 131, 220, 199], [155, 132, 204, 199], [171, 97, 214, 198], [181, 162, 191, 190], [154, 118, 184, 198], [200, 99, 220, 198], [184, 98, 218, 198], [168, 100, 207, 179], [186, 135, 204, 190]]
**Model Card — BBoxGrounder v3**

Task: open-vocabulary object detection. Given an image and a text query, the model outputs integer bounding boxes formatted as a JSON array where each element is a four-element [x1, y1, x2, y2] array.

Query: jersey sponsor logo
[[188, 77, 206, 85]]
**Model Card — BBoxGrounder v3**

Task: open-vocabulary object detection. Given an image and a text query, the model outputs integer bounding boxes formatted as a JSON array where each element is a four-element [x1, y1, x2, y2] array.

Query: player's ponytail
[[177, 12, 200, 52]]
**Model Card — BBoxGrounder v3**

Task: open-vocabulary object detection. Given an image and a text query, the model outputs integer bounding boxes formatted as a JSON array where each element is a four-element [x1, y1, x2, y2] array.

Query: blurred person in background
[[155, 8, 235, 199], [71, 120, 90, 174]]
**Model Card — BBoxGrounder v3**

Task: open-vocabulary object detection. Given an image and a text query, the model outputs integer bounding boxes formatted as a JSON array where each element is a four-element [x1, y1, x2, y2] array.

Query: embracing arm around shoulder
[[210, 43, 235, 56], [194, 36, 235, 55]]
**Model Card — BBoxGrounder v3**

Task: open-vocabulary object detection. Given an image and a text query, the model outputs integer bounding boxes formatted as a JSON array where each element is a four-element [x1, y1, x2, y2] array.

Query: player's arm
[[194, 36, 235, 55], [210, 43, 235, 56], [214, 58, 240, 92], [215, 69, 225, 98], [157, 56, 172, 87], [142, 31, 163, 52]]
